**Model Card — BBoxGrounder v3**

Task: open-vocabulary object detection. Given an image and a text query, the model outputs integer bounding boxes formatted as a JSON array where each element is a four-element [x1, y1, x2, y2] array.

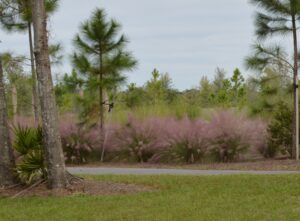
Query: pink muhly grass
[[111, 115, 166, 163], [207, 111, 267, 162], [59, 115, 95, 163], [152, 117, 210, 163], [40, 111, 267, 164]]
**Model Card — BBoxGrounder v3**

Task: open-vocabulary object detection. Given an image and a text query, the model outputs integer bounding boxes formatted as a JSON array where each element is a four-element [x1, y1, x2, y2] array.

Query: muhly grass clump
[[58, 114, 120, 163], [59, 118, 94, 164], [152, 117, 210, 163], [106, 111, 267, 163], [207, 111, 267, 162], [10, 111, 268, 164], [108, 115, 166, 163]]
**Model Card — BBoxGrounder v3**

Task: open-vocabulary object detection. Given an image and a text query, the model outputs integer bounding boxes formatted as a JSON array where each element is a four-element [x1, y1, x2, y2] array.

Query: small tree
[[230, 68, 245, 106], [72, 8, 137, 129], [246, 66, 292, 117], [123, 83, 146, 108], [267, 101, 293, 157], [250, 0, 300, 159], [145, 69, 173, 105], [199, 77, 213, 107]]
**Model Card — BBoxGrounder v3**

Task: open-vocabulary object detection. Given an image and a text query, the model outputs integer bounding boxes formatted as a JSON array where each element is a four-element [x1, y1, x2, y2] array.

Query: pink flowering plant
[[207, 111, 266, 162], [111, 115, 165, 163], [155, 117, 209, 163]]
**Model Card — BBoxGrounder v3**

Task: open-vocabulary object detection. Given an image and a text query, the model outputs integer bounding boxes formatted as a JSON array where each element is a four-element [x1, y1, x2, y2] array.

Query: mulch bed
[[0, 180, 153, 198]]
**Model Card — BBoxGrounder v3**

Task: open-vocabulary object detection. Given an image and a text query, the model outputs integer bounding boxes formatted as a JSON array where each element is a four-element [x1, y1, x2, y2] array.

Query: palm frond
[[16, 149, 45, 184], [13, 125, 42, 155]]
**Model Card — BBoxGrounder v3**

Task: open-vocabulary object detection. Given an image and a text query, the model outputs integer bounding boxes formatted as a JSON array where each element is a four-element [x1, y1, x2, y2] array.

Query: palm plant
[[249, 0, 300, 159], [0, 0, 59, 125], [13, 125, 45, 184], [72, 8, 137, 129]]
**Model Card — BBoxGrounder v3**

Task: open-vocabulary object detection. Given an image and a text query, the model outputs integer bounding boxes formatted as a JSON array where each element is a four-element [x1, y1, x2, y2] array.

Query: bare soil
[[0, 180, 153, 198]]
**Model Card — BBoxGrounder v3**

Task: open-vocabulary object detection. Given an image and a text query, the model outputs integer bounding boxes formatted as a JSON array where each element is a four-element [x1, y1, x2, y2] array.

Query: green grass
[[1, 174, 300, 221]]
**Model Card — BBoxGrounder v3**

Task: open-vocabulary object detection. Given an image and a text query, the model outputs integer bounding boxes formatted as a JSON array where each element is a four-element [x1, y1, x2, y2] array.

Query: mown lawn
[[1, 174, 300, 221]]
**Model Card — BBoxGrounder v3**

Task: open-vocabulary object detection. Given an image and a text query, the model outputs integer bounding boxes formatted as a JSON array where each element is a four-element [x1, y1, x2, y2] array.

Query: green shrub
[[267, 102, 292, 157], [13, 126, 46, 184]]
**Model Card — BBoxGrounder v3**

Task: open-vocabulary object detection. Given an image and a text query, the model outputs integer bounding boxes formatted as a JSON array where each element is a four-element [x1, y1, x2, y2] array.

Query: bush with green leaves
[[267, 102, 292, 158], [13, 126, 46, 184]]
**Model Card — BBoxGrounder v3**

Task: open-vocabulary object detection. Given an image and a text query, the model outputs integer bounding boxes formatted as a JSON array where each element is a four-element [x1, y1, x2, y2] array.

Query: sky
[[0, 0, 261, 90]]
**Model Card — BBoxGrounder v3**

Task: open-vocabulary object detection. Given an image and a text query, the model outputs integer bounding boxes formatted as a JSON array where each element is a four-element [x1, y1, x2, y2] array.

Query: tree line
[[1, 0, 300, 190]]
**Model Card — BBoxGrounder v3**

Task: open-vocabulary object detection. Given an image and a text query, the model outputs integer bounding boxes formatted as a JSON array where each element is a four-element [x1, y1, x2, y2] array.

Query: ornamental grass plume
[[153, 117, 210, 163], [207, 111, 267, 162]]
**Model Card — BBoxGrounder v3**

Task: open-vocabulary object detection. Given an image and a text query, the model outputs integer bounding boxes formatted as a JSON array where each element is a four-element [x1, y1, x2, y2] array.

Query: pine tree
[[72, 8, 137, 128], [31, 0, 67, 189], [249, 0, 300, 159]]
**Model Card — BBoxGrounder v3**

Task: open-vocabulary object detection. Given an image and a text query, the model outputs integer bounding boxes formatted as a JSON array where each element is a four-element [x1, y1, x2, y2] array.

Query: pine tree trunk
[[99, 76, 105, 161], [98, 48, 105, 161], [99, 84, 104, 129], [0, 56, 16, 187], [11, 83, 17, 125], [292, 15, 299, 160], [31, 0, 67, 189], [28, 21, 39, 126], [99, 50, 104, 130], [78, 88, 84, 98]]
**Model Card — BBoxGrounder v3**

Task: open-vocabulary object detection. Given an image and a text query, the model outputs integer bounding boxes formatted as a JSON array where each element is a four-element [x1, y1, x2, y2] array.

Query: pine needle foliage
[[0, 0, 59, 32], [72, 8, 137, 125]]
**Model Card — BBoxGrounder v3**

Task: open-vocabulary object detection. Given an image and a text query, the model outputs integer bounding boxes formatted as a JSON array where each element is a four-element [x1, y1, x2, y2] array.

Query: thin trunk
[[99, 49, 105, 161], [99, 51, 104, 130], [103, 90, 109, 112], [99, 83, 104, 129], [32, 0, 67, 189], [78, 88, 84, 98], [11, 83, 17, 125], [28, 21, 39, 126], [101, 104, 113, 162], [292, 15, 299, 160], [0, 57, 16, 187]]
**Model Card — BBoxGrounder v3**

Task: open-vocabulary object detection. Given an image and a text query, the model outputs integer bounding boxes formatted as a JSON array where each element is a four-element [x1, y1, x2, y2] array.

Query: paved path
[[68, 167, 300, 176]]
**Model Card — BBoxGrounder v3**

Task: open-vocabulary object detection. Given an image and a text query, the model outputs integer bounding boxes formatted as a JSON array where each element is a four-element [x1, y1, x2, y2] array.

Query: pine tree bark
[[11, 82, 17, 125], [99, 50, 104, 130], [292, 15, 299, 160], [31, 0, 67, 189], [99, 83, 104, 129], [99, 49, 105, 161], [0, 56, 16, 187], [28, 21, 40, 126]]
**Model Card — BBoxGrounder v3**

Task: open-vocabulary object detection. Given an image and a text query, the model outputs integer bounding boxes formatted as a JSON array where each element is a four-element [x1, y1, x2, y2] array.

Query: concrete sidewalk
[[68, 167, 300, 176]]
